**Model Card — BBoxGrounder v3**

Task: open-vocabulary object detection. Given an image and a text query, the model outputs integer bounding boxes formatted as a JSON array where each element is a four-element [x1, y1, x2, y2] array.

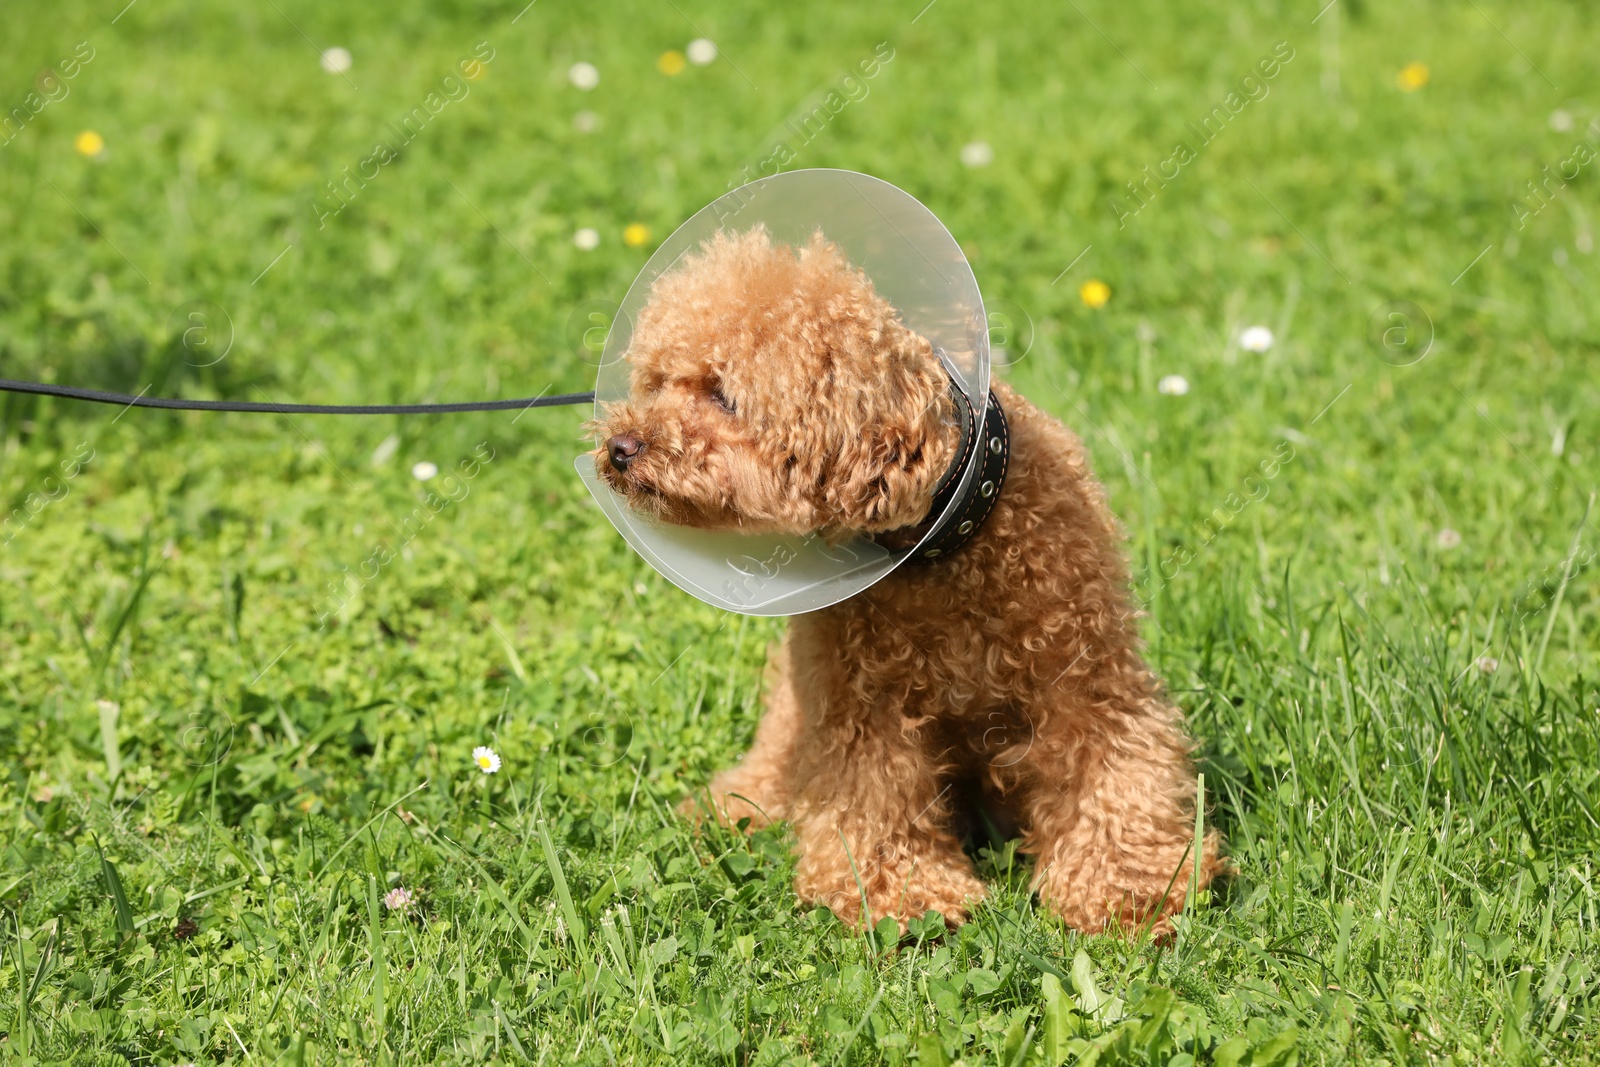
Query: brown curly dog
[[592, 227, 1223, 936]]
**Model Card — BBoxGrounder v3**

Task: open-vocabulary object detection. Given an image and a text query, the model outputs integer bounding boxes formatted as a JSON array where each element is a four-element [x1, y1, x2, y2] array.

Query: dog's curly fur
[[593, 227, 1224, 937]]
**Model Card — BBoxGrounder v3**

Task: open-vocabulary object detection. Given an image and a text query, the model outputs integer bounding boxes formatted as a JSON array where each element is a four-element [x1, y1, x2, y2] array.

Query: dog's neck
[[871, 377, 1010, 561]]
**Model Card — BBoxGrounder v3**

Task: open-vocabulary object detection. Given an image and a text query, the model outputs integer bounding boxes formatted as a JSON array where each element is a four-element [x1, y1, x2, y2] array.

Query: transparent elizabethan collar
[[575, 169, 989, 616]]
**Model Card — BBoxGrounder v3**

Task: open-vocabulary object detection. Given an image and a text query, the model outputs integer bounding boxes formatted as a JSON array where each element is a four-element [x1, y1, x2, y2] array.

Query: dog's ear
[[819, 325, 956, 534]]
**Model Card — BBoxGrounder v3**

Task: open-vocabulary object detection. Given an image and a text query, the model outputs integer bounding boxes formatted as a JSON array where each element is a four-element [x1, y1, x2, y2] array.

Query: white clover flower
[[1436, 528, 1461, 549], [568, 62, 600, 90], [573, 227, 600, 251], [960, 141, 994, 167], [411, 461, 438, 481], [687, 39, 718, 65], [320, 47, 353, 75], [1157, 374, 1190, 396], [1475, 656, 1499, 674], [383, 887, 414, 911], [472, 745, 501, 774], [1240, 325, 1274, 352]]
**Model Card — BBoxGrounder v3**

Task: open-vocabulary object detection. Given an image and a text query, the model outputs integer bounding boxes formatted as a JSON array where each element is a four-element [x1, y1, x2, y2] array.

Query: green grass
[[2, 0, 1598, 1062]]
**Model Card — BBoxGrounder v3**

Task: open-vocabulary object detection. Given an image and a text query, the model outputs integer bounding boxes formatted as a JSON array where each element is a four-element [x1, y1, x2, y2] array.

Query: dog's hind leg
[[687, 637, 802, 831]]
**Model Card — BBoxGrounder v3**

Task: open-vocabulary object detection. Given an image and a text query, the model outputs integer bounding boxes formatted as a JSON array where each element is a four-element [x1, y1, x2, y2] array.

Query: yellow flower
[[623, 223, 651, 248], [1079, 279, 1111, 309], [657, 50, 686, 76], [1397, 62, 1429, 92], [461, 59, 487, 82], [74, 130, 105, 156]]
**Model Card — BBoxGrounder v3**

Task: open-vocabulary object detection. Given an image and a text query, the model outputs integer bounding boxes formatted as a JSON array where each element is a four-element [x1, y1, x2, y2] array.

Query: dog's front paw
[[796, 855, 988, 933], [1034, 831, 1226, 939]]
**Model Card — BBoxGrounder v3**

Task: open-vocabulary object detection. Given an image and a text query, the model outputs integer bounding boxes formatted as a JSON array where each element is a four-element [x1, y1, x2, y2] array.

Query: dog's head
[[590, 226, 957, 538]]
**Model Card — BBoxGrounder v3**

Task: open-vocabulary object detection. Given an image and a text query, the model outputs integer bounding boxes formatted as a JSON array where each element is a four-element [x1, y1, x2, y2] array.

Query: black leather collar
[[906, 381, 1010, 563]]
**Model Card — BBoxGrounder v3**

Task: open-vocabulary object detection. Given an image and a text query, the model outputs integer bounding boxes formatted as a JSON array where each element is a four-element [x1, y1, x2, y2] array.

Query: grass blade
[[538, 818, 587, 943], [92, 834, 135, 944], [1188, 771, 1205, 913], [97, 698, 122, 785], [1534, 491, 1594, 677], [367, 875, 386, 1050], [92, 527, 162, 685]]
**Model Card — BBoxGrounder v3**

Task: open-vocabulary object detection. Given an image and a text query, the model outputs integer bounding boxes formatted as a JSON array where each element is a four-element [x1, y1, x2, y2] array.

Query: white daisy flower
[[1157, 374, 1190, 396], [411, 460, 438, 481], [568, 62, 600, 91], [1436, 528, 1461, 549], [1240, 325, 1274, 352], [687, 38, 718, 65], [960, 141, 994, 167], [472, 745, 501, 774], [573, 227, 600, 251], [320, 47, 353, 75], [383, 887, 414, 911]]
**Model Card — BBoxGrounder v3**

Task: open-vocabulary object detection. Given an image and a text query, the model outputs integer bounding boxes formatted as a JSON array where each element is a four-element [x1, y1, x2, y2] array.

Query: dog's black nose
[[607, 433, 644, 473]]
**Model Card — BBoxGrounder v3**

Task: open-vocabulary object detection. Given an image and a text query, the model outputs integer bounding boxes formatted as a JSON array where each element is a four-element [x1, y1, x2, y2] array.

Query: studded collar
[[897, 379, 1010, 564]]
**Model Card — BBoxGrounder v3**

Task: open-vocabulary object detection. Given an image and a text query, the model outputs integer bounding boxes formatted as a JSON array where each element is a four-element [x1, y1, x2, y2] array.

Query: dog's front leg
[[787, 683, 986, 932], [1018, 697, 1224, 938]]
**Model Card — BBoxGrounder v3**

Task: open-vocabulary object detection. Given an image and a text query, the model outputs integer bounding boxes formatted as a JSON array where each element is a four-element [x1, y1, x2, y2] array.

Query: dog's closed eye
[[709, 382, 737, 415]]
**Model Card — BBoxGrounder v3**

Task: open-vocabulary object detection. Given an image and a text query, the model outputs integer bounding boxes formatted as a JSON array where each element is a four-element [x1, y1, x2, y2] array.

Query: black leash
[[0, 377, 594, 415]]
